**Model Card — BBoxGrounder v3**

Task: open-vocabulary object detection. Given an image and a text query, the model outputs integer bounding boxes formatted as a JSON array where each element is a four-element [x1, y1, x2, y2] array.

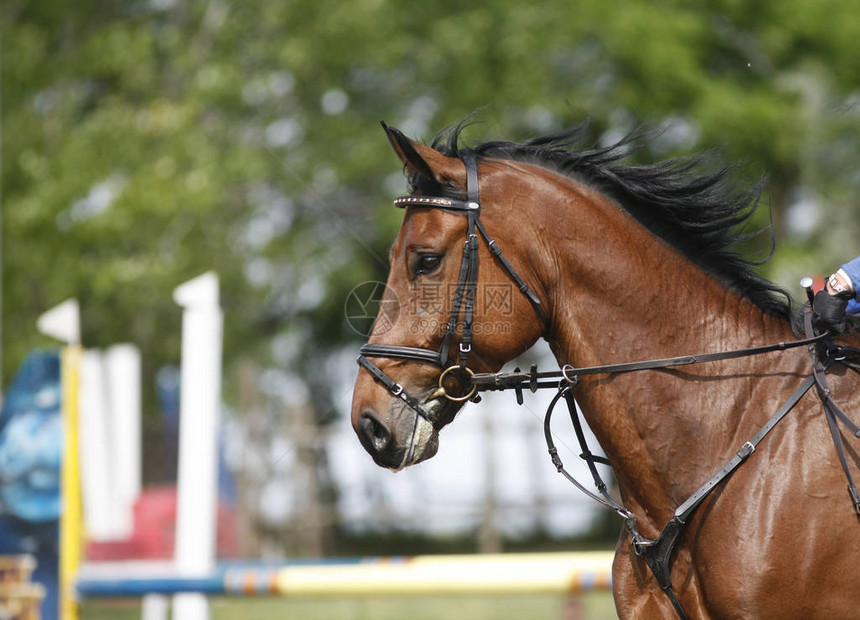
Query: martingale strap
[[545, 366, 817, 620], [536, 314, 860, 620], [481, 321, 845, 620], [631, 375, 816, 620]]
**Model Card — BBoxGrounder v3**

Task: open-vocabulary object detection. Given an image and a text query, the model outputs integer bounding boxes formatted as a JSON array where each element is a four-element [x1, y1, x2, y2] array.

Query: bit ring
[[434, 366, 477, 402]]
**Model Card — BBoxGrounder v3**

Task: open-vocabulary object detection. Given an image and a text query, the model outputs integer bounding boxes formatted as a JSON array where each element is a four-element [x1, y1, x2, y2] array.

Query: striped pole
[[77, 552, 614, 599]]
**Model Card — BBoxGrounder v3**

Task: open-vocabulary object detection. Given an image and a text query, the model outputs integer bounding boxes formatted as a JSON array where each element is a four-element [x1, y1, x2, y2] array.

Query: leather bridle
[[356, 153, 548, 426]]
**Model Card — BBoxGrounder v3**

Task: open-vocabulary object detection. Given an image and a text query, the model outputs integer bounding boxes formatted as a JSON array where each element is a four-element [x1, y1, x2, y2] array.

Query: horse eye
[[417, 254, 442, 274]]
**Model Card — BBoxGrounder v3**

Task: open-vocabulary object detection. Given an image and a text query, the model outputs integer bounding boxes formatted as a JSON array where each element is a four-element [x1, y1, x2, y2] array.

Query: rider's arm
[[829, 256, 860, 297], [827, 256, 860, 313]]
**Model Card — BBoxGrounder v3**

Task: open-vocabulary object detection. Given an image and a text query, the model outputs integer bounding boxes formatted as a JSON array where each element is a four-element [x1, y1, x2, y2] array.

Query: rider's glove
[[812, 289, 850, 334]]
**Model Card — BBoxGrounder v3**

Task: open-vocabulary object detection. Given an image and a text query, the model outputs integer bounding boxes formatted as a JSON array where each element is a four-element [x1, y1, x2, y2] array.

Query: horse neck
[[530, 176, 799, 526]]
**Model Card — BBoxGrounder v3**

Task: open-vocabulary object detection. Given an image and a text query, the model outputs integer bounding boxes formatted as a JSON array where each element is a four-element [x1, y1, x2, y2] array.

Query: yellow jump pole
[[60, 345, 82, 620], [38, 299, 83, 620]]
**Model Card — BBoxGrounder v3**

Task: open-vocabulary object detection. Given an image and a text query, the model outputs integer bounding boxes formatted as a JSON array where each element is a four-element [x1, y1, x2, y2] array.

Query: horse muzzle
[[354, 398, 443, 471]]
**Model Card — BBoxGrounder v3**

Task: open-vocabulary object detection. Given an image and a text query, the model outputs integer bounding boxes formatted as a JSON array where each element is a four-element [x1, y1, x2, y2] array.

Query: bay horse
[[350, 121, 860, 619]]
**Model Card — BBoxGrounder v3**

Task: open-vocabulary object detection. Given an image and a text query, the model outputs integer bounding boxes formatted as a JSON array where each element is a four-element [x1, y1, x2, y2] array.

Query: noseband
[[356, 153, 548, 425]]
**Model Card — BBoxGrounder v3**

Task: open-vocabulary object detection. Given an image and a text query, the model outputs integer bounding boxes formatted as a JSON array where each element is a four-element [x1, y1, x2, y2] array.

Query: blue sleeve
[[840, 256, 860, 313], [840, 256, 860, 295]]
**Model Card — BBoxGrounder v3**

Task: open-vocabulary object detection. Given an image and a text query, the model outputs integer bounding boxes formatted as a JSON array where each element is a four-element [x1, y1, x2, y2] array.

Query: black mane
[[410, 121, 793, 319]]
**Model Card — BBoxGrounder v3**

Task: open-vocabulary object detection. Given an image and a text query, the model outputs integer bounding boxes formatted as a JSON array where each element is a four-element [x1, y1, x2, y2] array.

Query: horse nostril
[[359, 411, 392, 454]]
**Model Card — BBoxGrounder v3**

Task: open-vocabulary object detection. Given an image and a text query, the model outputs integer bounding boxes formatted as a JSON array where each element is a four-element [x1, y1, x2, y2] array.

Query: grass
[[81, 591, 619, 620]]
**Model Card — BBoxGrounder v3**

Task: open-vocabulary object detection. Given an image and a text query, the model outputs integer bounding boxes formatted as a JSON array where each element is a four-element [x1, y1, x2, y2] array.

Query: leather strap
[[466, 333, 829, 393], [672, 375, 815, 522], [359, 344, 444, 366], [545, 360, 818, 620], [560, 334, 826, 381], [543, 387, 633, 518], [475, 219, 549, 324], [464, 151, 480, 205], [393, 196, 473, 211], [356, 354, 437, 423], [804, 308, 860, 514]]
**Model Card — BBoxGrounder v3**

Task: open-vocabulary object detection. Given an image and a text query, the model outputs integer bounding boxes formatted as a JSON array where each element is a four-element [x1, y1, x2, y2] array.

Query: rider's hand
[[813, 289, 850, 334]]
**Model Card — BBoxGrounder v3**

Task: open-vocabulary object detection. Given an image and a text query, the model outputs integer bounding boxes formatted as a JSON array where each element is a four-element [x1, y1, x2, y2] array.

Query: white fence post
[[105, 344, 142, 539], [141, 594, 169, 620], [172, 272, 223, 620], [79, 350, 116, 540]]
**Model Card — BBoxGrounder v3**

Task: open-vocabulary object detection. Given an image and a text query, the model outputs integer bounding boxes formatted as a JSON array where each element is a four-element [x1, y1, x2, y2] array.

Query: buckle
[[737, 441, 755, 460]]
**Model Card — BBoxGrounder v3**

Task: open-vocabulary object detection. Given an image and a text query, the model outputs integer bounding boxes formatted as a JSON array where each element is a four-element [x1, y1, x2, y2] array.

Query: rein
[[468, 334, 827, 394], [357, 153, 860, 619]]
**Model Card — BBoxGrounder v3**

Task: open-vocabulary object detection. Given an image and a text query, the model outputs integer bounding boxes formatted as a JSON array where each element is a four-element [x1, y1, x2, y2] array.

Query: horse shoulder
[[685, 380, 860, 619]]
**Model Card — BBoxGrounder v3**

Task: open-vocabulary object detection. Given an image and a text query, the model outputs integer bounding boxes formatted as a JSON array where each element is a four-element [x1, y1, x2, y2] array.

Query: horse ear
[[380, 121, 465, 187]]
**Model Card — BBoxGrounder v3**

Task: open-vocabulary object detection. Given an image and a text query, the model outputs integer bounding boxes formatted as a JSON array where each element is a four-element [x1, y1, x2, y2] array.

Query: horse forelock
[[407, 119, 793, 320]]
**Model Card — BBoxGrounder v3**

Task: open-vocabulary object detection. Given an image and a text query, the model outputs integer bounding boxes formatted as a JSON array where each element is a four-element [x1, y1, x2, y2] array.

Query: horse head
[[350, 124, 547, 470]]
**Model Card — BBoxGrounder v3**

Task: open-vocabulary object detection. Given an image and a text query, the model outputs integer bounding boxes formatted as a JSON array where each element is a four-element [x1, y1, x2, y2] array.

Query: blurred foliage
[[3, 1, 860, 418]]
